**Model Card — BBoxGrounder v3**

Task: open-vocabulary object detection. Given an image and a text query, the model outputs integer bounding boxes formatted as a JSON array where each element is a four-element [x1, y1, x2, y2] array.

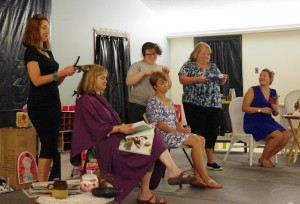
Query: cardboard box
[[0, 127, 37, 190]]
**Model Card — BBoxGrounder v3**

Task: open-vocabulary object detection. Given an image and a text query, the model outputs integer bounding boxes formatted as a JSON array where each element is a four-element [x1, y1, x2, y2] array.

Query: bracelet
[[52, 73, 59, 82], [117, 125, 121, 132]]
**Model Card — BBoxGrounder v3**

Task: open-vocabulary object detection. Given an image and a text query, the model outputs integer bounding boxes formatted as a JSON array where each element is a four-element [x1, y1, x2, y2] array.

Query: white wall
[[156, 0, 300, 35], [51, 0, 170, 105], [242, 30, 300, 103], [169, 30, 300, 124], [51, 0, 300, 108]]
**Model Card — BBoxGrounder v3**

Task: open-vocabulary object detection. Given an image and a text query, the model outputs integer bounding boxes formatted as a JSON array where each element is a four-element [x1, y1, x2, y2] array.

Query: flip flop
[[203, 178, 223, 189], [167, 172, 196, 185], [190, 181, 206, 189], [136, 194, 167, 204]]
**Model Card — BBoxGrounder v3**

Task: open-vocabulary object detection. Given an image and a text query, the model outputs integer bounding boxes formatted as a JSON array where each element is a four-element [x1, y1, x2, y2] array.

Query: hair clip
[[77, 65, 90, 73]]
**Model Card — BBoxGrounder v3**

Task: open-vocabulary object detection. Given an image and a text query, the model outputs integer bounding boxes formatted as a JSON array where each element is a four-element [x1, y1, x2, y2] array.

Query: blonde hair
[[189, 42, 211, 61], [77, 64, 108, 95], [22, 13, 50, 49], [261, 68, 275, 85]]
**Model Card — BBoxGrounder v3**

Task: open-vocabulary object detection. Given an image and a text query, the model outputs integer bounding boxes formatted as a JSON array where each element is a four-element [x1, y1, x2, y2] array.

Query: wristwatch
[[258, 108, 261, 113]]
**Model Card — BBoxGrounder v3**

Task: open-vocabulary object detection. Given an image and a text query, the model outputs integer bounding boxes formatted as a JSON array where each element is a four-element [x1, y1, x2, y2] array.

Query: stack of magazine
[[23, 179, 81, 198], [119, 121, 155, 156]]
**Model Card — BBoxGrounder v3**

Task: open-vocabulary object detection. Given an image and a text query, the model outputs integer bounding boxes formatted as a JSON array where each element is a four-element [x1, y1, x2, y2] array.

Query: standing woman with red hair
[[23, 13, 77, 181]]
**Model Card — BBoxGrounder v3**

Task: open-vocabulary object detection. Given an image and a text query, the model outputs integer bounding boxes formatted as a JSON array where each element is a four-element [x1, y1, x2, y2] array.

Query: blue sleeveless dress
[[244, 86, 286, 141]]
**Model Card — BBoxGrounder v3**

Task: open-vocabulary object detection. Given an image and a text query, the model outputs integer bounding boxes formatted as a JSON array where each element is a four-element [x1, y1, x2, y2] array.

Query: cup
[[48, 180, 68, 199], [218, 74, 224, 78]]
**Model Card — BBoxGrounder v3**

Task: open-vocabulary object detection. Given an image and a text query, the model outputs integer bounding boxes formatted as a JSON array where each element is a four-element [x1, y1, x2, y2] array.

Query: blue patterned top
[[146, 96, 193, 147], [178, 60, 222, 108]]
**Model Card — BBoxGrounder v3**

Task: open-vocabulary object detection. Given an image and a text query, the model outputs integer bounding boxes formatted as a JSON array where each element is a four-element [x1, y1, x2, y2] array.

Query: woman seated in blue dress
[[242, 68, 290, 168], [146, 71, 222, 189]]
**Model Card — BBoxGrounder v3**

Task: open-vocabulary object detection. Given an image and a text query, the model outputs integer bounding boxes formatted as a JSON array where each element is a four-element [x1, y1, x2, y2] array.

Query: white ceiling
[[139, 0, 300, 36], [140, 0, 285, 14]]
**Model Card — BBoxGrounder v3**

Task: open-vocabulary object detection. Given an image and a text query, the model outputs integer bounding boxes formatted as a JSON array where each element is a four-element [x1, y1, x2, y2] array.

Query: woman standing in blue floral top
[[178, 42, 228, 171]]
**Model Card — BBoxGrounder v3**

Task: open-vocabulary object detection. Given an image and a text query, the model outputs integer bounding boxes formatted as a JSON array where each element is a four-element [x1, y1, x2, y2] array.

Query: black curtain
[[95, 35, 131, 122], [0, 0, 51, 128], [195, 36, 243, 97]]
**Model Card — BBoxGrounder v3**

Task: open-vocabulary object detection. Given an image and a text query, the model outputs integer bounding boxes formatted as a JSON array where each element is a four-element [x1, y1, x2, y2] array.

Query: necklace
[[38, 48, 49, 58]]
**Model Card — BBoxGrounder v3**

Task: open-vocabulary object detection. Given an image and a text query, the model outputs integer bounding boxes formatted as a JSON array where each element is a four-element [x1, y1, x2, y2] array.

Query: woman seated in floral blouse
[[146, 71, 222, 189]]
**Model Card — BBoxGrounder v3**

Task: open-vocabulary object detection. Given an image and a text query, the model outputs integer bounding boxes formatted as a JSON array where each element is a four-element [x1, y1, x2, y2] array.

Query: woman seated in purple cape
[[70, 64, 195, 203]]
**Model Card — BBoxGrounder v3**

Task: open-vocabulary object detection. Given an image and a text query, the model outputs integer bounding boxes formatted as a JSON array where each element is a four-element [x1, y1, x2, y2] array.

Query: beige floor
[[116, 149, 300, 204], [2, 148, 299, 204]]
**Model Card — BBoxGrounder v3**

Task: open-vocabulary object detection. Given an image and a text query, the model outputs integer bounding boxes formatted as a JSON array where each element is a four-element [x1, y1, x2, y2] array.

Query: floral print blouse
[[146, 96, 193, 147], [178, 60, 222, 108]]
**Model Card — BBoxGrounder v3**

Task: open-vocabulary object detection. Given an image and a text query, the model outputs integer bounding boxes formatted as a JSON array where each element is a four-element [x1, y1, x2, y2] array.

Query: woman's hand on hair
[[62, 66, 77, 77], [162, 66, 170, 75]]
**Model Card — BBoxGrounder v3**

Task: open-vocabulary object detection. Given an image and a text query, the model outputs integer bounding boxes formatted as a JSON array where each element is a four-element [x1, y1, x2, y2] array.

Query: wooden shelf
[[58, 131, 73, 152], [58, 111, 75, 152], [60, 112, 75, 131]]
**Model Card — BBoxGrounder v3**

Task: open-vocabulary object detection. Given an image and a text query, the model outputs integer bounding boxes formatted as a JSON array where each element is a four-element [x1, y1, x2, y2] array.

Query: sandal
[[136, 194, 167, 204], [167, 172, 196, 185], [203, 178, 223, 189], [190, 178, 206, 189]]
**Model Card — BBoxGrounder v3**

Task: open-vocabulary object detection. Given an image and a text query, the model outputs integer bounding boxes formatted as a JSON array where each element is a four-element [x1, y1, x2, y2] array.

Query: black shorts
[[183, 102, 221, 148]]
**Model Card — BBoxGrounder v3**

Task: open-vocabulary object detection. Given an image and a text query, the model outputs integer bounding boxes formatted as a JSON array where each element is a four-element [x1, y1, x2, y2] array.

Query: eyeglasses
[[145, 53, 157, 57]]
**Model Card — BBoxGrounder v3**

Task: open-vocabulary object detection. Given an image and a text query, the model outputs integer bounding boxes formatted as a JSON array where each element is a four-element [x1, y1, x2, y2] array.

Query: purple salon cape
[[70, 94, 167, 201]]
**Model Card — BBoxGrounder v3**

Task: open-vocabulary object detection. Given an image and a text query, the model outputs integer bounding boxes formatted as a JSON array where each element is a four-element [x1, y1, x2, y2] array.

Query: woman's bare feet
[[268, 160, 276, 167], [258, 159, 274, 168]]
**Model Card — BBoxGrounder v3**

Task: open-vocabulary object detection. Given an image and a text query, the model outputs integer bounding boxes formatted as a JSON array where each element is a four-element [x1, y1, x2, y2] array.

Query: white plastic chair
[[223, 97, 278, 166], [283, 90, 300, 162]]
